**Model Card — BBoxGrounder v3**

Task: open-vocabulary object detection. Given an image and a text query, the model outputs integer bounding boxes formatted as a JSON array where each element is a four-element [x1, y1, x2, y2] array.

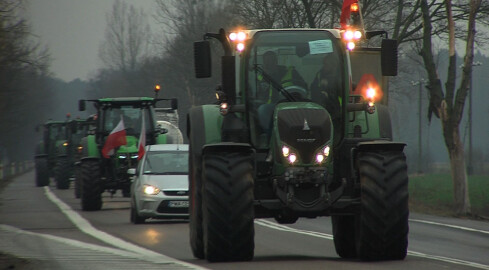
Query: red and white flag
[[340, 0, 358, 29], [137, 113, 146, 160], [102, 116, 127, 158]]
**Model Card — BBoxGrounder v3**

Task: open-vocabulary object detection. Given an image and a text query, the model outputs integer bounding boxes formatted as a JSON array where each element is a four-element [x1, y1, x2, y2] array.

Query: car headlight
[[143, 184, 160, 195]]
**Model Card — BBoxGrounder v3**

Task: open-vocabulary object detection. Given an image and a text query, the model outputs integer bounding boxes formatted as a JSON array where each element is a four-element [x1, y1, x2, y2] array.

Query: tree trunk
[[444, 121, 471, 215]]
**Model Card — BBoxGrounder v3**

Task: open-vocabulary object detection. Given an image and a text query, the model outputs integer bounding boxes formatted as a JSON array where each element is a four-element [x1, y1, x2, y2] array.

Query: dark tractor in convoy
[[187, 3, 408, 263], [34, 119, 69, 187], [77, 97, 178, 211]]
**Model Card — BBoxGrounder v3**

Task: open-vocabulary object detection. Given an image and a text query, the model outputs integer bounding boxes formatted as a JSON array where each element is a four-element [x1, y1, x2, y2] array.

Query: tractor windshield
[[47, 124, 67, 141], [245, 30, 344, 147], [102, 106, 152, 136]]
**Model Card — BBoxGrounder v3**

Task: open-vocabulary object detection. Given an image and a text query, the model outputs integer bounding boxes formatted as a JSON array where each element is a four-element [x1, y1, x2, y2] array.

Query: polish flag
[[102, 116, 127, 158], [137, 113, 146, 160], [340, 0, 358, 29]]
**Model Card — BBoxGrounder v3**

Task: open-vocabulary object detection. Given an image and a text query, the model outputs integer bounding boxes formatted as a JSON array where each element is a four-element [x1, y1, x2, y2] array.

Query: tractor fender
[[187, 105, 223, 158], [356, 140, 406, 152], [350, 140, 406, 180], [202, 143, 254, 156], [34, 141, 46, 157], [80, 135, 101, 159]]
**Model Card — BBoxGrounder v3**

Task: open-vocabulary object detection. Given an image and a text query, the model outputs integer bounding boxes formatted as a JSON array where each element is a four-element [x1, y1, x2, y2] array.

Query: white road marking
[[410, 219, 489, 235], [44, 186, 206, 269], [255, 218, 489, 269]]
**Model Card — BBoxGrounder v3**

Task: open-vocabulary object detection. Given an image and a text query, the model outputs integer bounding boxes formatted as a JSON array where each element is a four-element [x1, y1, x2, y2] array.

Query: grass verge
[[409, 174, 489, 219]]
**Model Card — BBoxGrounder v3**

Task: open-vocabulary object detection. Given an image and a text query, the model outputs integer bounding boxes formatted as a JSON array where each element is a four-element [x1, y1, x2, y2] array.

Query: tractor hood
[[117, 136, 139, 154], [274, 102, 333, 164]]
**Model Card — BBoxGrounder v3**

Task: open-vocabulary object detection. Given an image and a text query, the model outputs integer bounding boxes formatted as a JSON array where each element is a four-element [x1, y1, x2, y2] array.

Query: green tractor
[[73, 115, 97, 198], [34, 119, 69, 187], [77, 97, 177, 211], [187, 11, 408, 263], [51, 117, 96, 191]]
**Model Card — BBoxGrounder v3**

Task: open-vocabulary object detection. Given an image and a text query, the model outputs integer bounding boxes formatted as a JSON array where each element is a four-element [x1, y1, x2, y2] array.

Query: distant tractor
[[187, 1, 408, 262], [77, 97, 178, 211], [34, 119, 69, 187]]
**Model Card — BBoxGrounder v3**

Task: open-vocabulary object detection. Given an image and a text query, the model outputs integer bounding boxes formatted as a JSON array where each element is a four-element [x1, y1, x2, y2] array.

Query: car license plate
[[168, 201, 189, 208]]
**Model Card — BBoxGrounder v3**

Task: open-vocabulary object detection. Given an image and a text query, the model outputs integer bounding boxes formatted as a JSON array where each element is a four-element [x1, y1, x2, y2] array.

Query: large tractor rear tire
[[35, 157, 49, 187], [189, 148, 204, 259], [356, 151, 409, 261], [35, 158, 49, 187], [332, 215, 357, 258], [74, 164, 81, 198], [80, 159, 102, 211], [202, 152, 254, 262], [54, 157, 71, 189]]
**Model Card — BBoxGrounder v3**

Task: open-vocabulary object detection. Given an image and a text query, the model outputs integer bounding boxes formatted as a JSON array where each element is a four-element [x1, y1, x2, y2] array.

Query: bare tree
[[418, 0, 482, 215], [99, 0, 151, 72], [153, 0, 236, 106]]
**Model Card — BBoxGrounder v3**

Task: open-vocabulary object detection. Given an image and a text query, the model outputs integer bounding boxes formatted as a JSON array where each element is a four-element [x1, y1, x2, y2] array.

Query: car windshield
[[143, 150, 188, 175]]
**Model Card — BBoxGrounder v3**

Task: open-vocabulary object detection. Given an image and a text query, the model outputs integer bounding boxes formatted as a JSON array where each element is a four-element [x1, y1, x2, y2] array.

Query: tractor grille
[[277, 108, 331, 164]]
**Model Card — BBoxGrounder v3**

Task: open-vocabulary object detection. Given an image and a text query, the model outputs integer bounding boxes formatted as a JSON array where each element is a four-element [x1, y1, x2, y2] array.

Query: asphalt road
[[1, 171, 488, 270]]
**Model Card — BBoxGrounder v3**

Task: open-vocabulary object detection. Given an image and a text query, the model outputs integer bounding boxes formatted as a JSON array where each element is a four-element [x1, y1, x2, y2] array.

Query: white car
[[129, 144, 189, 224]]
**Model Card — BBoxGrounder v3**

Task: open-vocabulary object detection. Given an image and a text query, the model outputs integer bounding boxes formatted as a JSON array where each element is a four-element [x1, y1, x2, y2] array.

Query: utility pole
[[411, 79, 425, 174], [466, 61, 482, 175]]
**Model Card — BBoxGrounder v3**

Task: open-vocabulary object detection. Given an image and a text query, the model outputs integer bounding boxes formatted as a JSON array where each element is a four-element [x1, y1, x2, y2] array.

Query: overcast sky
[[25, 0, 158, 82]]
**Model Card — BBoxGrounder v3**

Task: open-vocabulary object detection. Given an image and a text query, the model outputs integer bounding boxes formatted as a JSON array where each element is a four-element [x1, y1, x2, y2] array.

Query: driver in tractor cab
[[257, 51, 307, 136], [258, 51, 307, 104], [310, 53, 342, 119]]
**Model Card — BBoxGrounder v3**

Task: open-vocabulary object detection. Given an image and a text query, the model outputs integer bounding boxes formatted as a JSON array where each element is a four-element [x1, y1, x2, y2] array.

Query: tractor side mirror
[[171, 98, 178, 110], [194, 40, 212, 78], [381, 39, 398, 76], [79, 100, 86, 111]]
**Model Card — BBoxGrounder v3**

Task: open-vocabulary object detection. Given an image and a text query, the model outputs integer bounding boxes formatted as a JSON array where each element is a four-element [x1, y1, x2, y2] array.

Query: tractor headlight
[[63, 141, 68, 147], [282, 146, 290, 157], [282, 145, 298, 165], [314, 145, 331, 164], [288, 153, 298, 164], [131, 154, 139, 159], [143, 184, 160, 195], [118, 155, 127, 159]]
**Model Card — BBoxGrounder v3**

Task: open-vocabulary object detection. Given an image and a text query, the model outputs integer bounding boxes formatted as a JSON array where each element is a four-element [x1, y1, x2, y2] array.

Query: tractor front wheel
[[189, 149, 204, 259], [80, 159, 102, 211], [356, 150, 409, 261], [54, 157, 71, 189], [35, 157, 49, 187], [74, 164, 81, 198], [332, 215, 357, 258], [202, 152, 254, 262]]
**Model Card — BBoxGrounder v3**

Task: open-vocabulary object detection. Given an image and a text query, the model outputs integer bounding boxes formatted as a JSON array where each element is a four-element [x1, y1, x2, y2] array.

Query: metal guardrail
[[0, 160, 34, 181]]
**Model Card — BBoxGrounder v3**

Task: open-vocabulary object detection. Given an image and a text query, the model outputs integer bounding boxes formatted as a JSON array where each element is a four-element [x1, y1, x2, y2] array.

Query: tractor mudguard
[[356, 140, 406, 153], [34, 141, 46, 157], [80, 135, 100, 158], [202, 143, 254, 156], [187, 105, 223, 158]]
